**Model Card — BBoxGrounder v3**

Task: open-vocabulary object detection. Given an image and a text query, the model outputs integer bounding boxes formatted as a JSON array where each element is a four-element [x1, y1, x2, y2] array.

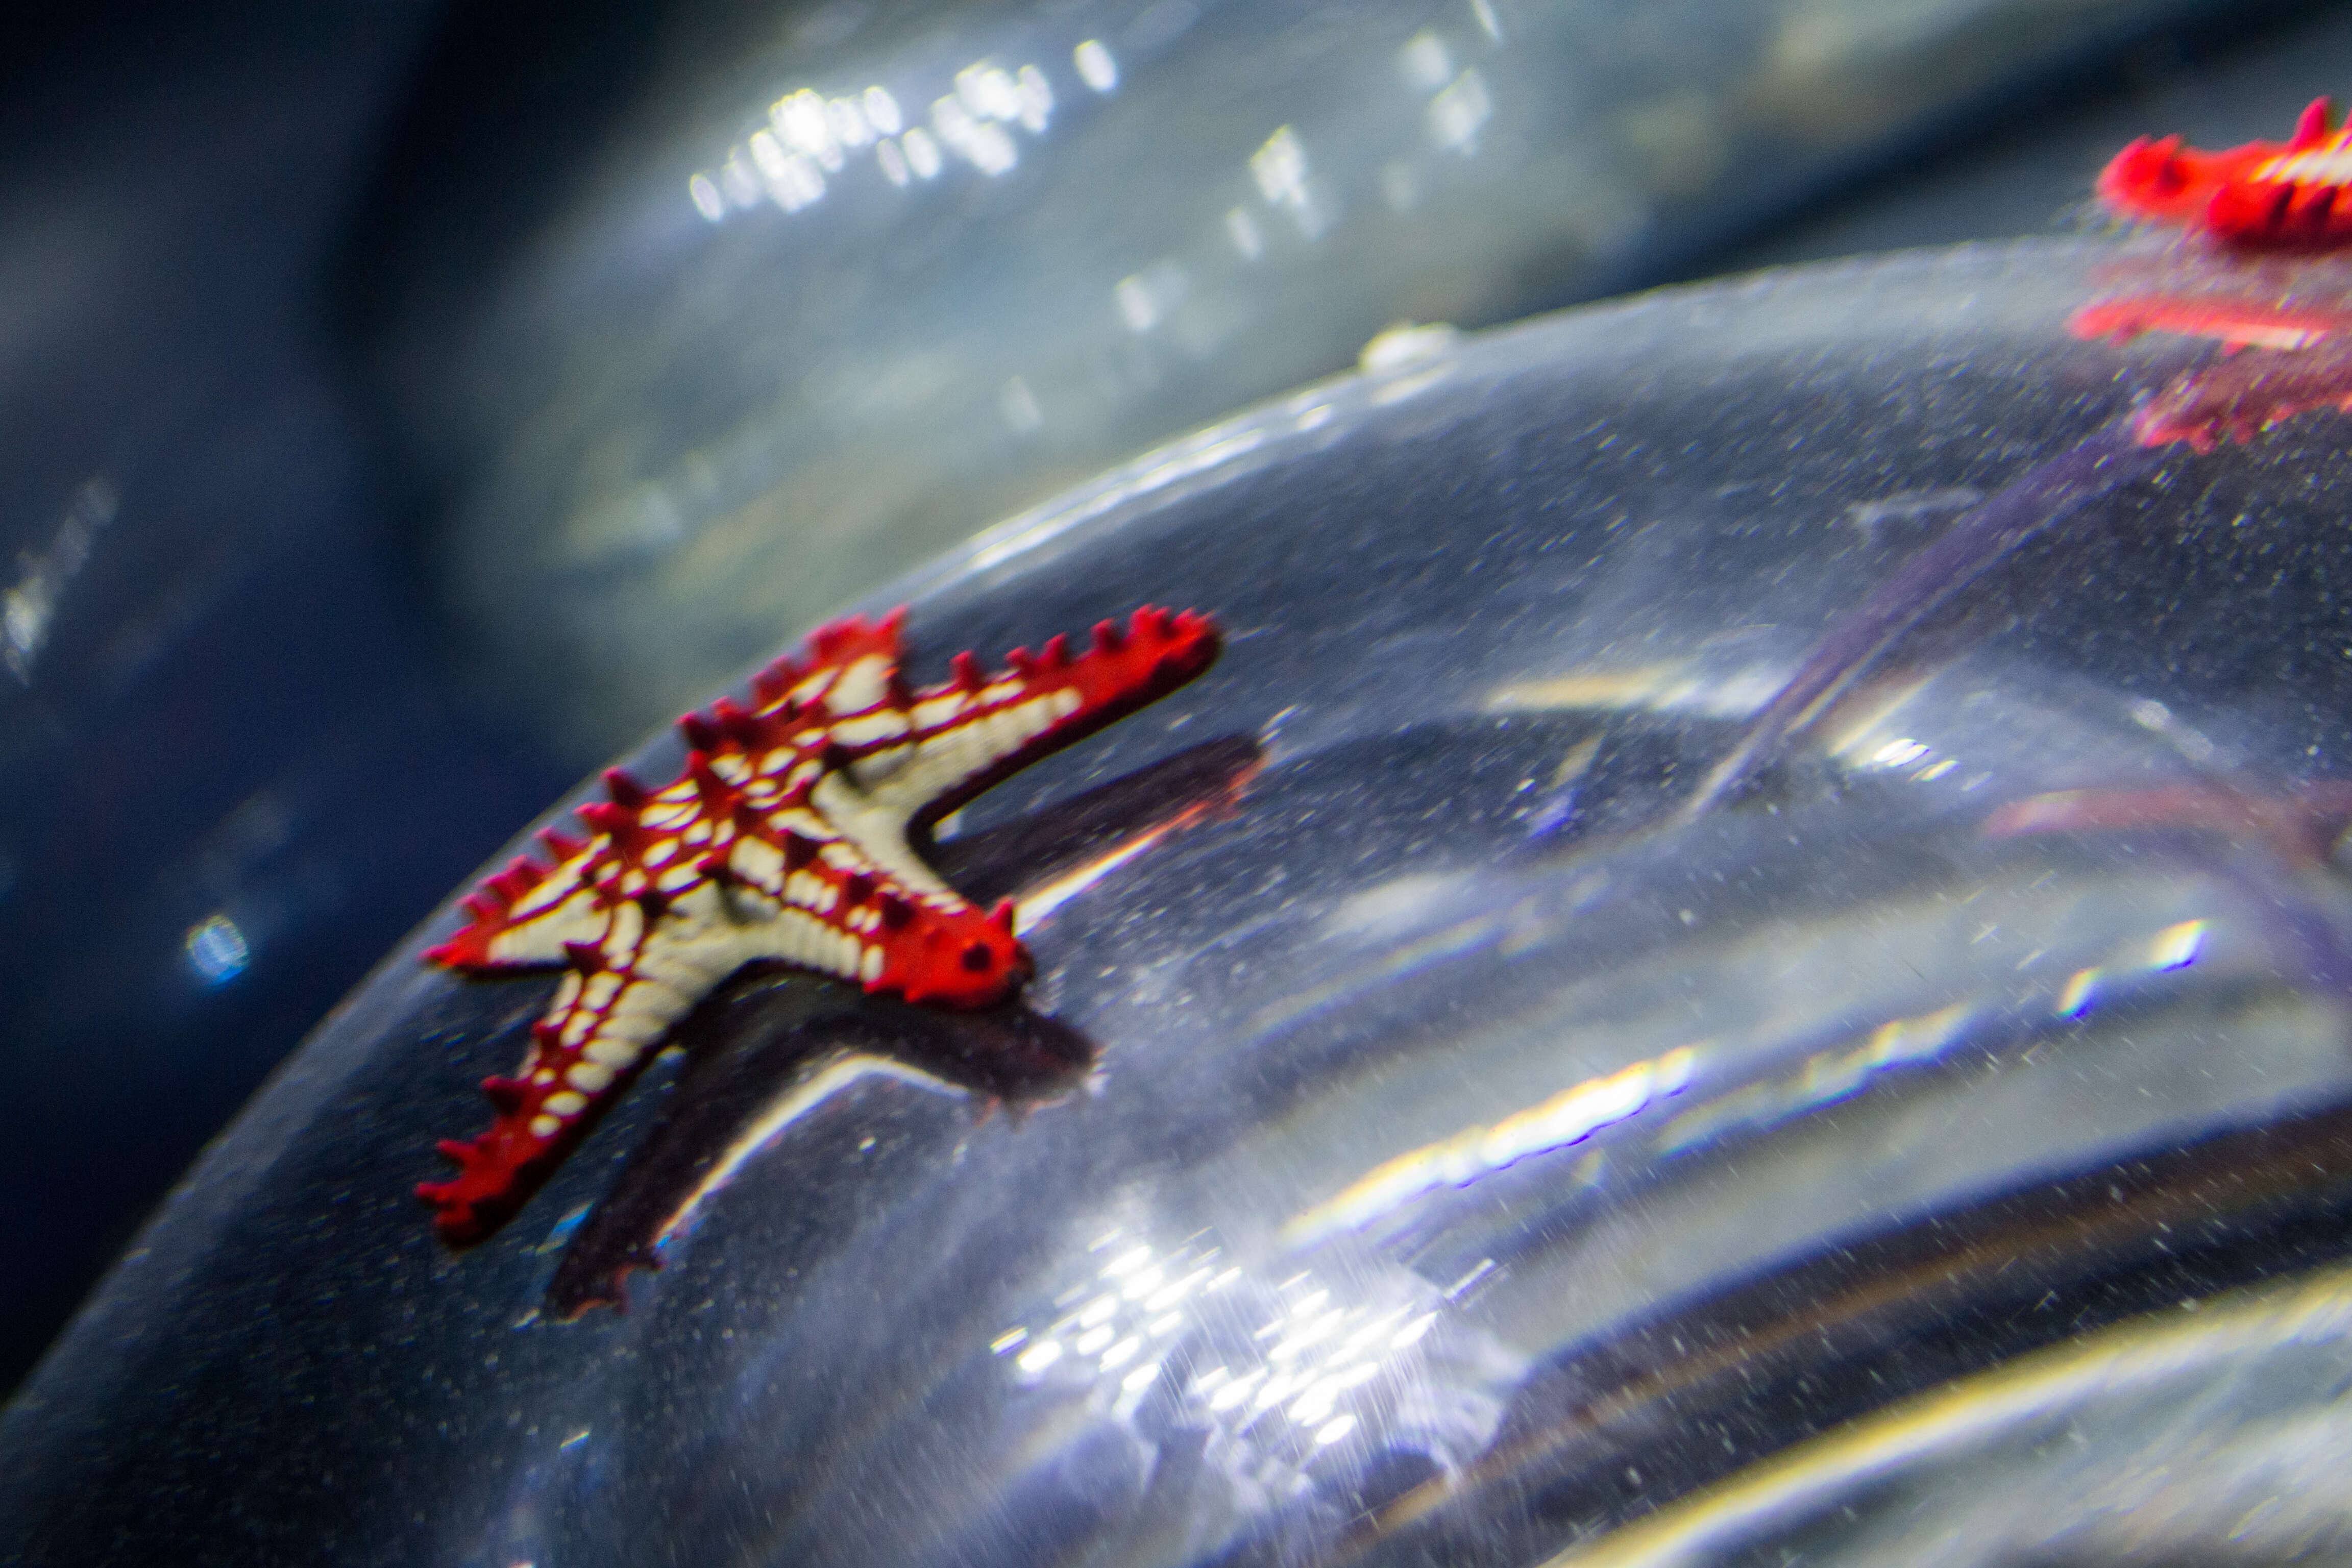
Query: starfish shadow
[[544, 733, 1261, 1318]]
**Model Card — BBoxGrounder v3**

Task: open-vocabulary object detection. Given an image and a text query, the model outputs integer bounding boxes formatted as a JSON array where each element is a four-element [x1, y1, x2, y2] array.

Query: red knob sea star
[[2077, 100, 2352, 449], [2098, 96, 2352, 251], [419, 603, 1220, 1246]]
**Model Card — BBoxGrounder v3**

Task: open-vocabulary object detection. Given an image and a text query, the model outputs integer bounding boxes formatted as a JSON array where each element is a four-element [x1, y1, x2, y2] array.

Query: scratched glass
[[12, 239, 2352, 1565]]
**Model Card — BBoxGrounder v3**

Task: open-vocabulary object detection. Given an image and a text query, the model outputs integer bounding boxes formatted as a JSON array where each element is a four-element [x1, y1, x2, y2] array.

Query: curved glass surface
[[10, 238, 2352, 1565], [377, 0, 2250, 763]]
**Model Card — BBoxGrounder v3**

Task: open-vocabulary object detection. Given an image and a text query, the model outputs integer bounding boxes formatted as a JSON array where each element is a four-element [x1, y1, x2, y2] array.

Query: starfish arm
[[862, 605, 1222, 825], [427, 807, 671, 972], [420, 888, 753, 1245], [2098, 134, 2272, 227]]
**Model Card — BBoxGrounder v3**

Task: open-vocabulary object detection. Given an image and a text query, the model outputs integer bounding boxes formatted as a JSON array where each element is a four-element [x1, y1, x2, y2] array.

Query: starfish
[[418, 603, 1221, 1246], [2098, 96, 2352, 250]]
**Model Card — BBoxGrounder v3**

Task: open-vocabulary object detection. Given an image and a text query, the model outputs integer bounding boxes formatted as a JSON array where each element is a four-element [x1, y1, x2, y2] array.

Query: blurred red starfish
[[2076, 99, 2352, 448], [2099, 96, 2352, 250], [419, 603, 1220, 1246]]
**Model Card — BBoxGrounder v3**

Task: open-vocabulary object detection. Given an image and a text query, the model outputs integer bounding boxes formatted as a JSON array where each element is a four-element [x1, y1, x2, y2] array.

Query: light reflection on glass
[[5, 478, 117, 684], [718, 154, 758, 209], [1830, 719, 1969, 786], [954, 63, 1019, 124], [772, 89, 844, 171], [1314, 1413, 1357, 1446], [932, 93, 1017, 177], [690, 55, 1060, 216], [1870, 738, 1930, 769], [1659, 1006, 1970, 1156], [2054, 918, 2208, 1021], [1428, 68, 1492, 154], [1484, 660, 1786, 721], [1652, 914, 2217, 1161], [185, 914, 251, 985], [1013, 64, 1054, 132], [1359, 320, 1461, 374], [749, 129, 826, 212], [1225, 206, 1263, 260], [654, 1056, 963, 1249], [1399, 32, 1452, 92], [825, 95, 872, 150], [994, 1224, 1474, 1484], [1284, 1047, 1700, 1246], [998, 375, 1042, 434], [2150, 919, 2206, 971], [1114, 261, 1190, 335], [1072, 39, 1118, 93], [2054, 967, 2099, 1019], [1250, 124, 1327, 238], [901, 126, 942, 180]]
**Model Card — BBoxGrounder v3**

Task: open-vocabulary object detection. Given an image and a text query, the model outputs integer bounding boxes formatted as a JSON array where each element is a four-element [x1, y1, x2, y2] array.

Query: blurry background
[[1, 0, 2346, 1404]]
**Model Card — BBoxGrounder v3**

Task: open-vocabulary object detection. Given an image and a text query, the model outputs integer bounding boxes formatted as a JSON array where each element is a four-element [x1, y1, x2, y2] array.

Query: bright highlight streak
[[1284, 1047, 1700, 1244], [1871, 739, 1930, 768], [655, 1057, 959, 1246], [2055, 968, 2100, 1018], [2149, 918, 2206, 971], [1659, 1006, 1970, 1155], [1015, 819, 1180, 930]]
